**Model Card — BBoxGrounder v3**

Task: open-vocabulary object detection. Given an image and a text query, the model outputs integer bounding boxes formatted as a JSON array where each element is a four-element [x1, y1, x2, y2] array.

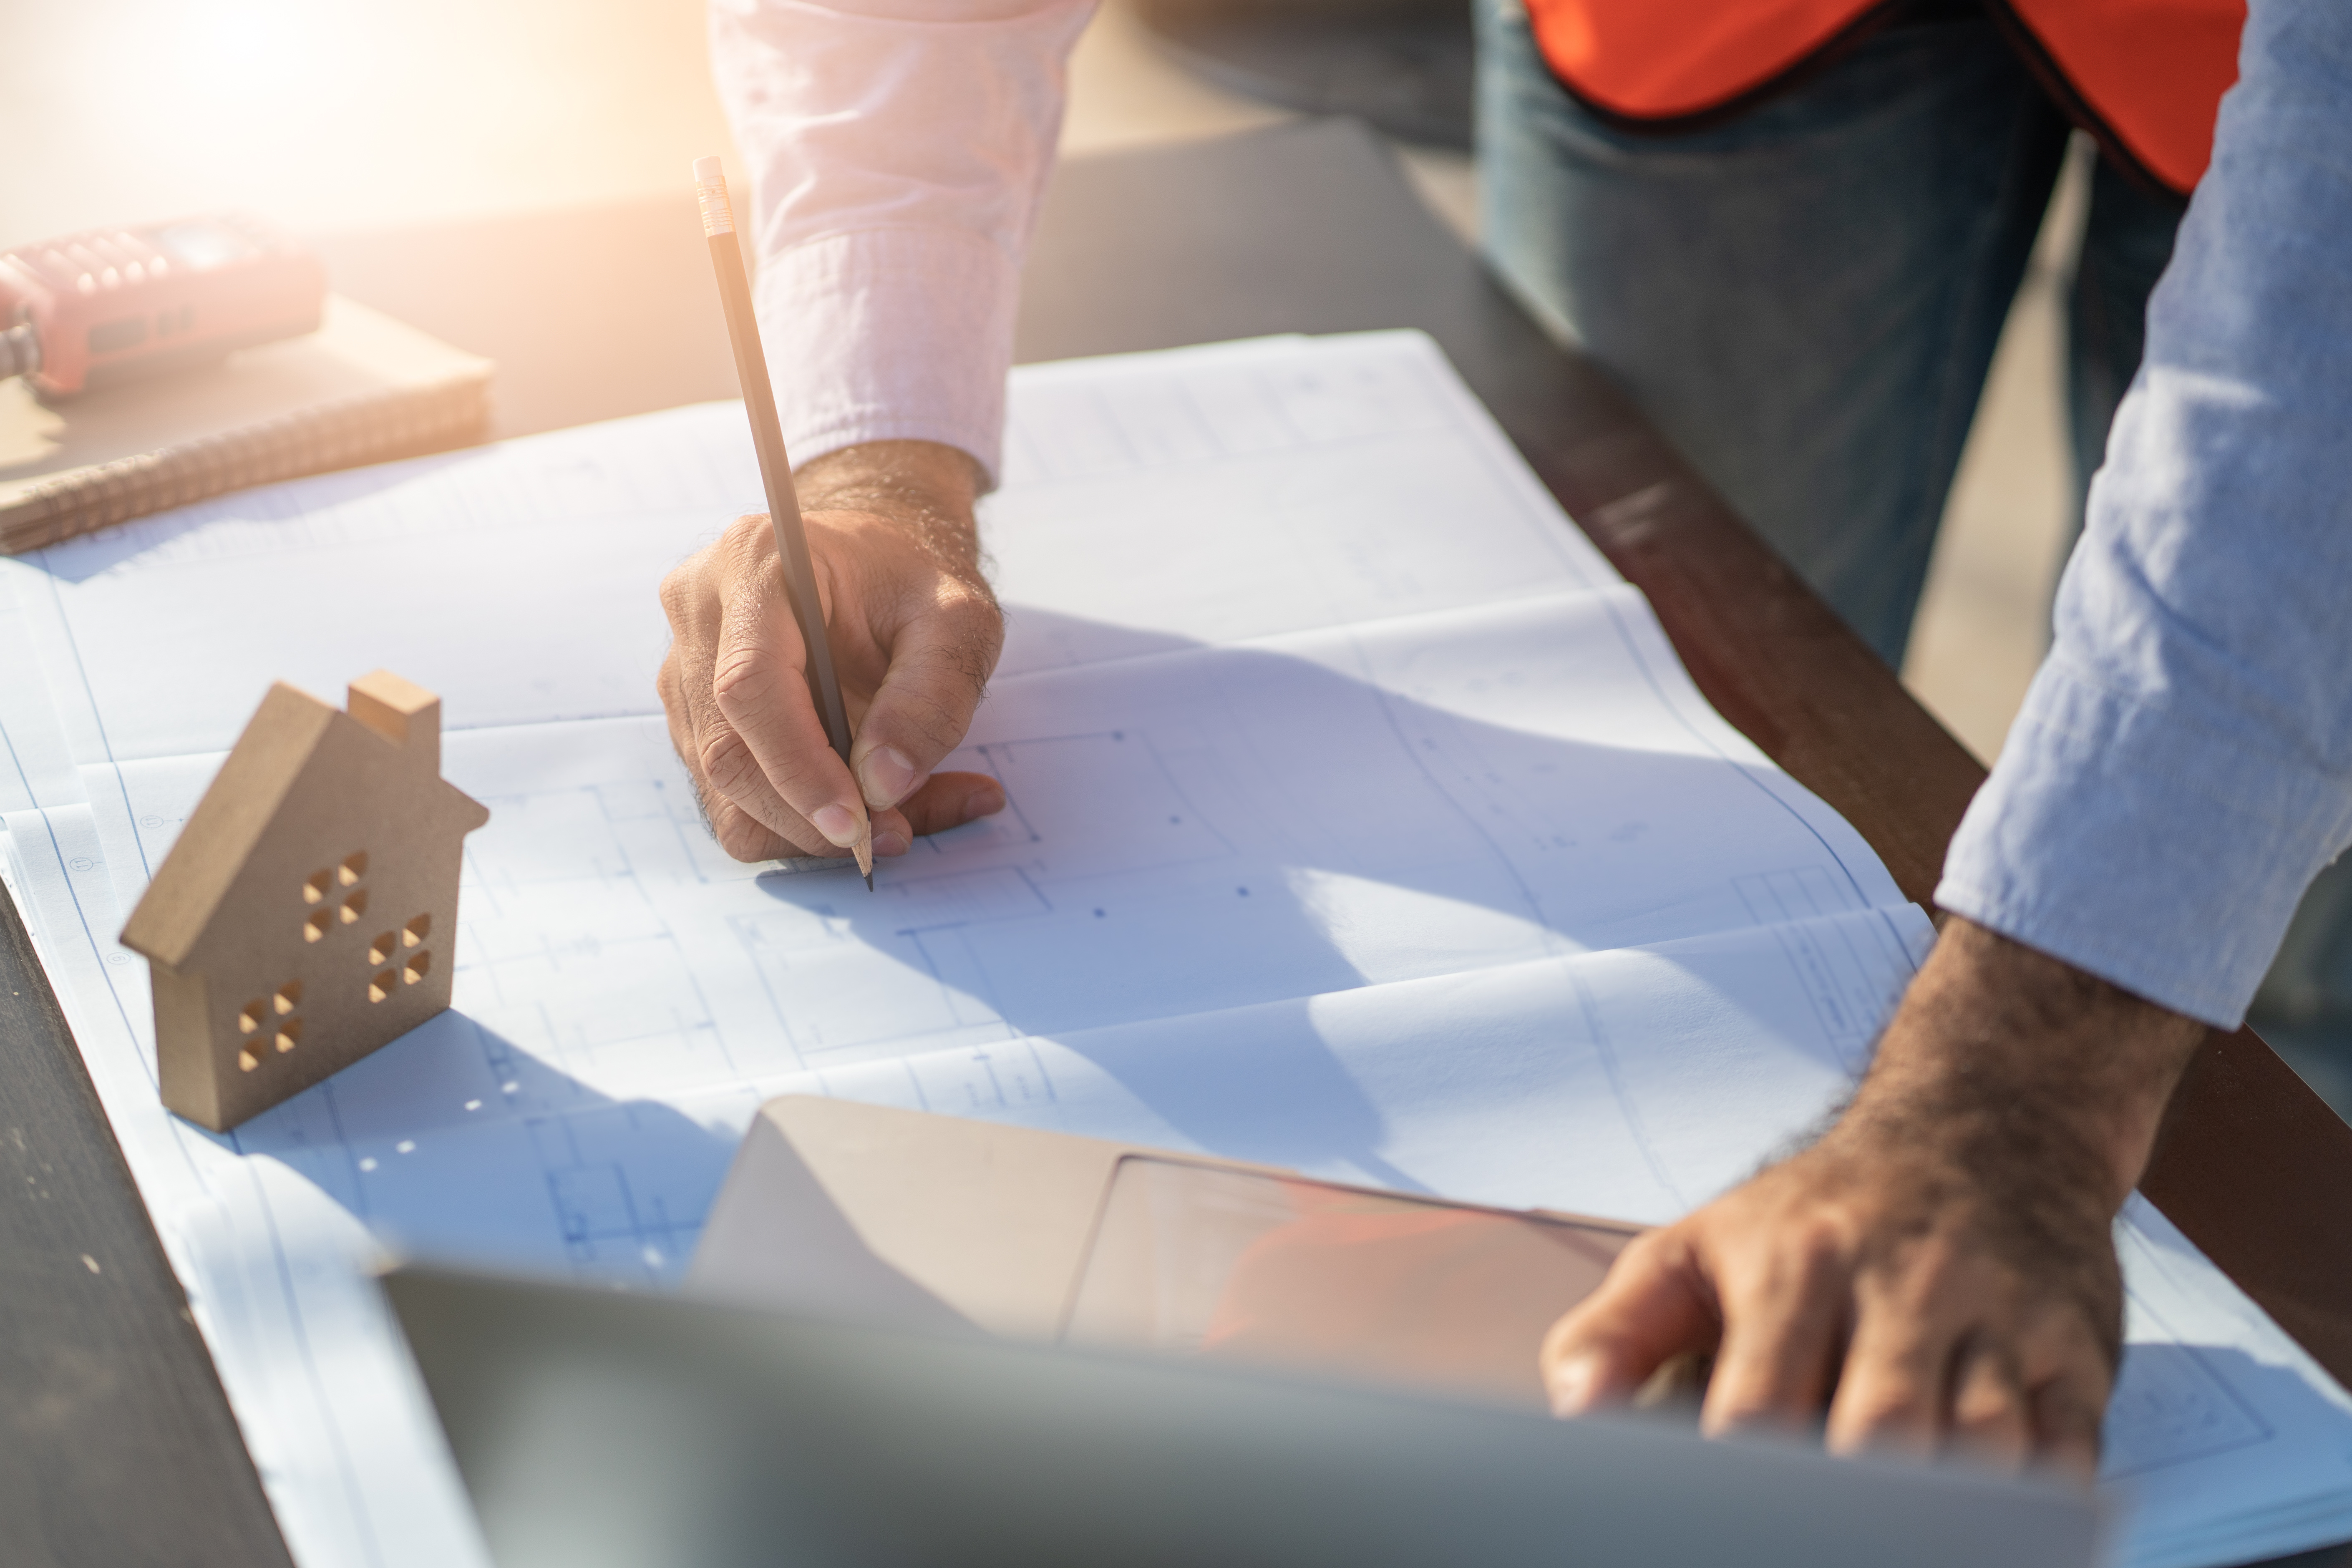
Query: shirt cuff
[[1937, 659, 2352, 1030], [753, 225, 1019, 487]]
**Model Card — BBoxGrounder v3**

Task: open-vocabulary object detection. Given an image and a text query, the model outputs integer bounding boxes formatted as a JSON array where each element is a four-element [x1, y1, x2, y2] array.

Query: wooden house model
[[120, 670, 489, 1132]]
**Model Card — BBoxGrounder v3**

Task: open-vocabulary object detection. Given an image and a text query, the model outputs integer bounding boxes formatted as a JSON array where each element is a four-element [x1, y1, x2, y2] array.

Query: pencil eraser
[[693, 156, 724, 182]]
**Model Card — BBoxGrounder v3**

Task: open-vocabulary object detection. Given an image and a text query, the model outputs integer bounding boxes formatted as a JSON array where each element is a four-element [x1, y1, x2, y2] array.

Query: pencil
[[693, 156, 871, 886]]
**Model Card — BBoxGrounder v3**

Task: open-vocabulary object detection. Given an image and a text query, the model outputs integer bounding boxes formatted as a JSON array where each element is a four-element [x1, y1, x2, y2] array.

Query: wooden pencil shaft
[[703, 227, 854, 764]]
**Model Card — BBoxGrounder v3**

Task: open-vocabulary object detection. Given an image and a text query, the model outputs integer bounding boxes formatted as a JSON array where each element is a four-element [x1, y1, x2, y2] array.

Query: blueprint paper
[[3, 332, 2350, 1568]]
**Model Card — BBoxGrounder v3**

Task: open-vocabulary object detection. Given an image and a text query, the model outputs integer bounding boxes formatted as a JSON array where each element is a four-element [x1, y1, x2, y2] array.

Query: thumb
[[849, 595, 1002, 810]]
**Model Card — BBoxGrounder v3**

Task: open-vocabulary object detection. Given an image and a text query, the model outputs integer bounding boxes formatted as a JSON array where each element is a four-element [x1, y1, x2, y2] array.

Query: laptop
[[386, 1261, 2100, 1568]]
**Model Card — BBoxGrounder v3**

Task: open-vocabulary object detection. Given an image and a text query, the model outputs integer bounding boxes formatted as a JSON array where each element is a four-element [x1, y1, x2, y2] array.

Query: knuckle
[[699, 730, 759, 796], [911, 590, 1003, 660], [941, 583, 1006, 640], [660, 541, 732, 617], [710, 648, 783, 715], [724, 514, 780, 572]]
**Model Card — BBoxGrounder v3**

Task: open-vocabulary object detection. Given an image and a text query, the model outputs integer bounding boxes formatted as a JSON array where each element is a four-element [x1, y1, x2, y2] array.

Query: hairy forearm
[[1846, 919, 2208, 1213], [796, 440, 991, 589]]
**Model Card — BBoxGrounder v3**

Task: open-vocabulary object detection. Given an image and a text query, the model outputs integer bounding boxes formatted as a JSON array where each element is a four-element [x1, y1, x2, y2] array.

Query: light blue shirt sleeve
[[1936, 0, 2352, 1029]]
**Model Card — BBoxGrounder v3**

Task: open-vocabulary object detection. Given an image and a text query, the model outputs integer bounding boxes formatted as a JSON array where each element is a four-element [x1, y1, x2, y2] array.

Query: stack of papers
[[3, 331, 2349, 1568]]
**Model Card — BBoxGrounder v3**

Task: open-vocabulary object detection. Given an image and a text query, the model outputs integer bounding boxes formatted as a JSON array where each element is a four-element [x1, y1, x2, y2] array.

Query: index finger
[[662, 643, 797, 861], [1543, 1231, 1720, 1417], [707, 541, 871, 856]]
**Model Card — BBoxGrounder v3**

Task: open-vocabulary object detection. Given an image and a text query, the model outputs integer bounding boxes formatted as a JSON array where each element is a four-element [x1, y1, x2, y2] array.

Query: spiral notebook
[[0, 293, 491, 554]]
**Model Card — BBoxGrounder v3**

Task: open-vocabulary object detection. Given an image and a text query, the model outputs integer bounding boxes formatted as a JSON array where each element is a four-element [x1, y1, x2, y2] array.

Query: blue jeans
[[1474, 0, 2180, 668]]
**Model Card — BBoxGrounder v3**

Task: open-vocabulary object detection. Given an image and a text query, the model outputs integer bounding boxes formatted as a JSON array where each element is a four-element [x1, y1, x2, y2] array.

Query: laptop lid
[[385, 1264, 2100, 1568]]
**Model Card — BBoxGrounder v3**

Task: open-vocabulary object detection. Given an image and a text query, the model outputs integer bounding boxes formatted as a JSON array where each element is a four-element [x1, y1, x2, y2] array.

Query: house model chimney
[[347, 668, 442, 771]]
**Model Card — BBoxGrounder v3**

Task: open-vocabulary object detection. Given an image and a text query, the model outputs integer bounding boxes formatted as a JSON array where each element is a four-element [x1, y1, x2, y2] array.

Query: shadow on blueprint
[[221, 1006, 736, 1288], [735, 607, 1891, 1200]]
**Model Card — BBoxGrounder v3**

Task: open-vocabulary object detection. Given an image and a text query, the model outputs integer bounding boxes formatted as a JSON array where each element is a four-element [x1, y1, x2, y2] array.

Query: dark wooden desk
[[5, 118, 2349, 1568]]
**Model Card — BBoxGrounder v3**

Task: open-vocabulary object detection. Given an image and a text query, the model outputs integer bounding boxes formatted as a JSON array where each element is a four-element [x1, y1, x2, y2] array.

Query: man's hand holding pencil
[[669, 158, 1005, 876], [658, 438, 1009, 865]]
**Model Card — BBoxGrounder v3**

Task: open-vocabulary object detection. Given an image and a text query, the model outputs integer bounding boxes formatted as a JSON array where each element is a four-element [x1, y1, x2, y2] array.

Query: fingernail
[[873, 829, 909, 857], [1549, 1357, 1601, 1418], [962, 785, 1006, 820], [859, 745, 920, 808], [810, 803, 864, 849]]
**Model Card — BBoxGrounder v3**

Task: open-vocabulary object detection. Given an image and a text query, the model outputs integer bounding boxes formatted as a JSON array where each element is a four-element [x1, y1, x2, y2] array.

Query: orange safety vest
[[1526, 0, 2245, 195]]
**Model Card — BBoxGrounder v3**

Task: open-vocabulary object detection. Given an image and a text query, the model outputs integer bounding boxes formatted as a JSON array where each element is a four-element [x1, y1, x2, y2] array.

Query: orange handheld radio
[[0, 215, 326, 399]]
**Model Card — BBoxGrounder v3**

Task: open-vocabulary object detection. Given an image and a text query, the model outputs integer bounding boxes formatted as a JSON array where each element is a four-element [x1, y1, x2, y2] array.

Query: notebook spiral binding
[[1, 375, 491, 556]]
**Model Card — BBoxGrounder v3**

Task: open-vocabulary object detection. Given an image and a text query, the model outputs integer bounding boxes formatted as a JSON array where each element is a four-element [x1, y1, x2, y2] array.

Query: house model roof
[[120, 671, 488, 972]]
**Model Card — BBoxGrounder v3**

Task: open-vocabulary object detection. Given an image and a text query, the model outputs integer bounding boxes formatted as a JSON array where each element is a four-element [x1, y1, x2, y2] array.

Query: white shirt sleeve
[[709, 0, 1096, 485]]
